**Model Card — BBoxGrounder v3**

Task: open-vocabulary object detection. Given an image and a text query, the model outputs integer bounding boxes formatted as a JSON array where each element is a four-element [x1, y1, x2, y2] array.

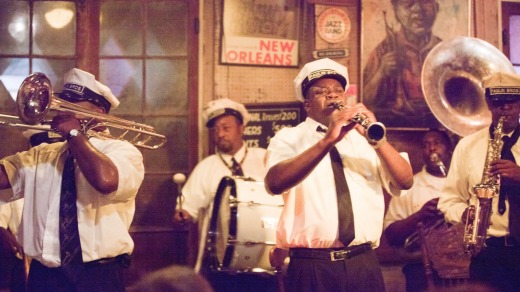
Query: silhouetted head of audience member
[[128, 265, 214, 292]]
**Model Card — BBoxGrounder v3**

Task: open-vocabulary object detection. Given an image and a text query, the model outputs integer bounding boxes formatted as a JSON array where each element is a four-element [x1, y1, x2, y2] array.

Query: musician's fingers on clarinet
[[343, 103, 365, 119], [349, 102, 371, 115], [348, 103, 364, 110], [361, 108, 377, 122]]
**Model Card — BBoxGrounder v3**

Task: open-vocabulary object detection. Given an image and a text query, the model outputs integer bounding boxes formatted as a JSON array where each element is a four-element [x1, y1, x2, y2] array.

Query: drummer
[[172, 98, 270, 290]]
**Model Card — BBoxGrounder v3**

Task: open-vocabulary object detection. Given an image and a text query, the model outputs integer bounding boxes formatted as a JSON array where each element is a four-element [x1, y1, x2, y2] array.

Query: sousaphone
[[422, 36, 516, 137]]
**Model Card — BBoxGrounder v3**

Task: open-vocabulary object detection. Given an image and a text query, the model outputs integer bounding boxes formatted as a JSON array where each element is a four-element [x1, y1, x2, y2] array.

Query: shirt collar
[[305, 117, 326, 132], [218, 142, 247, 163]]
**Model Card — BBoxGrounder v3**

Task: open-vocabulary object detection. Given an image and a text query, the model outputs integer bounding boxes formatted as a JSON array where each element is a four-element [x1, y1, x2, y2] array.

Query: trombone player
[[0, 68, 145, 291], [384, 129, 454, 291], [438, 71, 520, 291]]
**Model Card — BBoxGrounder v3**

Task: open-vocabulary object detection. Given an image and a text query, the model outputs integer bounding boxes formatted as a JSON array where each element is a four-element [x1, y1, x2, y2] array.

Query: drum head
[[204, 176, 283, 274]]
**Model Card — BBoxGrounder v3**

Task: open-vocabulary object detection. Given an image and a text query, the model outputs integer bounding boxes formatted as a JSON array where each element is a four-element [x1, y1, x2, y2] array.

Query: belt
[[32, 254, 132, 271], [485, 236, 519, 248], [289, 243, 372, 262], [85, 254, 132, 268]]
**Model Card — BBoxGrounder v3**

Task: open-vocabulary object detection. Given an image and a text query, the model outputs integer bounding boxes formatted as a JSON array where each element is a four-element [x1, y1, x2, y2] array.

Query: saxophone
[[463, 116, 505, 256]]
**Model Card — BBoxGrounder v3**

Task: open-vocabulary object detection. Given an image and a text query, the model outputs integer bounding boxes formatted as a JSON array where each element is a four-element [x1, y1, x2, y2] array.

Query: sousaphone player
[[420, 36, 519, 291]]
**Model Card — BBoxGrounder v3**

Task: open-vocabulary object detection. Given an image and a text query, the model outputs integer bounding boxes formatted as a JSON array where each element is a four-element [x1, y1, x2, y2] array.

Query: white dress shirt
[[0, 138, 144, 267], [384, 167, 446, 229], [180, 144, 268, 219], [267, 117, 408, 249], [0, 197, 23, 236]]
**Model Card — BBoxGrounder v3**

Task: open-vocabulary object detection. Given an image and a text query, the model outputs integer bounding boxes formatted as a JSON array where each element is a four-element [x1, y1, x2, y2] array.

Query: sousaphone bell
[[421, 36, 516, 137]]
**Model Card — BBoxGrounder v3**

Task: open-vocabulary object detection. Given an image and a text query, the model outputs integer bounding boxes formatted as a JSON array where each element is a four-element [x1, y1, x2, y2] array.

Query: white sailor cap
[[482, 71, 520, 103], [293, 58, 349, 102], [202, 98, 250, 127], [58, 68, 120, 112]]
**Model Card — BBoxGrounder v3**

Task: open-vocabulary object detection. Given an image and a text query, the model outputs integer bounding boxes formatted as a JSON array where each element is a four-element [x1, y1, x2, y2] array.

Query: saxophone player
[[384, 129, 453, 291], [438, 71, 520, 291]]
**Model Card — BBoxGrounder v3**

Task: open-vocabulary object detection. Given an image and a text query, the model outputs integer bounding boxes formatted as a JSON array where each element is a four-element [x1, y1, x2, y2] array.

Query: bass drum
[[204, 176, 283, 274]]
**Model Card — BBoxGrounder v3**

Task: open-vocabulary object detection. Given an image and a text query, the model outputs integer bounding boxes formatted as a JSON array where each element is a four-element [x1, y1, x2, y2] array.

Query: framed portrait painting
[[360, 0, 471, 129]]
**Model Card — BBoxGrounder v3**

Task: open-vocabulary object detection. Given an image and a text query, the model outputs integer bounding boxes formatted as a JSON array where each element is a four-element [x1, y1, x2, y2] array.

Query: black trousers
[[28, 258, 127, 292], [0, 247, 25, 292], [284, 249, 384, 292], [402, 262, 430, 292], [470, 242, 520, 292]]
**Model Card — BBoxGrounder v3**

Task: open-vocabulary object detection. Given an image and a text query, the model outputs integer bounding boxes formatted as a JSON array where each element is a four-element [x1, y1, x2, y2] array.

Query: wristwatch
[[66, 129, 81, 140]]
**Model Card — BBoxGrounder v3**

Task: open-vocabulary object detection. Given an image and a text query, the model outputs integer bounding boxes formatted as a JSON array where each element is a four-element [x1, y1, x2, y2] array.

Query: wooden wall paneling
[[122, 0, 200, 284], [76, 0, 100, 74], [474, 0, 500, 46], [188, 0, 200, 169], [201, 0, 217, 159], [501, 1, 520, 59]]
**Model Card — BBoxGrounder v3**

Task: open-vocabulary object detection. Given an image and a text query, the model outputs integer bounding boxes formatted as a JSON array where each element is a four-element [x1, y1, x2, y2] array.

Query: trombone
[[1, 72, 166, 150]]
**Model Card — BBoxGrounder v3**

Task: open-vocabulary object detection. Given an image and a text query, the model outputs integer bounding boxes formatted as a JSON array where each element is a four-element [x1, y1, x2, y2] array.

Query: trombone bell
[[17, 73, 53, 125]]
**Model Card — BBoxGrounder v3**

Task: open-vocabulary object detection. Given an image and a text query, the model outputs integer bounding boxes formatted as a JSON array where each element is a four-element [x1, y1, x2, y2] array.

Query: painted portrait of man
[[361, 0, 469, 128]]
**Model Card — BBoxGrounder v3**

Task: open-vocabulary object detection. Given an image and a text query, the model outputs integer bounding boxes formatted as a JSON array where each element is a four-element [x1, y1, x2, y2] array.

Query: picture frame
[[360, 0, 471, 130], [220, 0, 300, 67]]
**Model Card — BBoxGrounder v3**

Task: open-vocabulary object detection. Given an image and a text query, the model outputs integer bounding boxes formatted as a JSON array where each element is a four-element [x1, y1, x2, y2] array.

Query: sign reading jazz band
[[243, 103, 304, 149]]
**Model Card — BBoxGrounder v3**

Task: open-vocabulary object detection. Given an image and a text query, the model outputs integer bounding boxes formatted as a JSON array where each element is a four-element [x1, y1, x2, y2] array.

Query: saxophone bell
[[463, 199, 492, 256], [330, 102, 387, 144]]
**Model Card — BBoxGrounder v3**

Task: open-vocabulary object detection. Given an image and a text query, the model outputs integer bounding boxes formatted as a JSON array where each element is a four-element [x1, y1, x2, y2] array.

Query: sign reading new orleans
[[221, 0, 300, 67]]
